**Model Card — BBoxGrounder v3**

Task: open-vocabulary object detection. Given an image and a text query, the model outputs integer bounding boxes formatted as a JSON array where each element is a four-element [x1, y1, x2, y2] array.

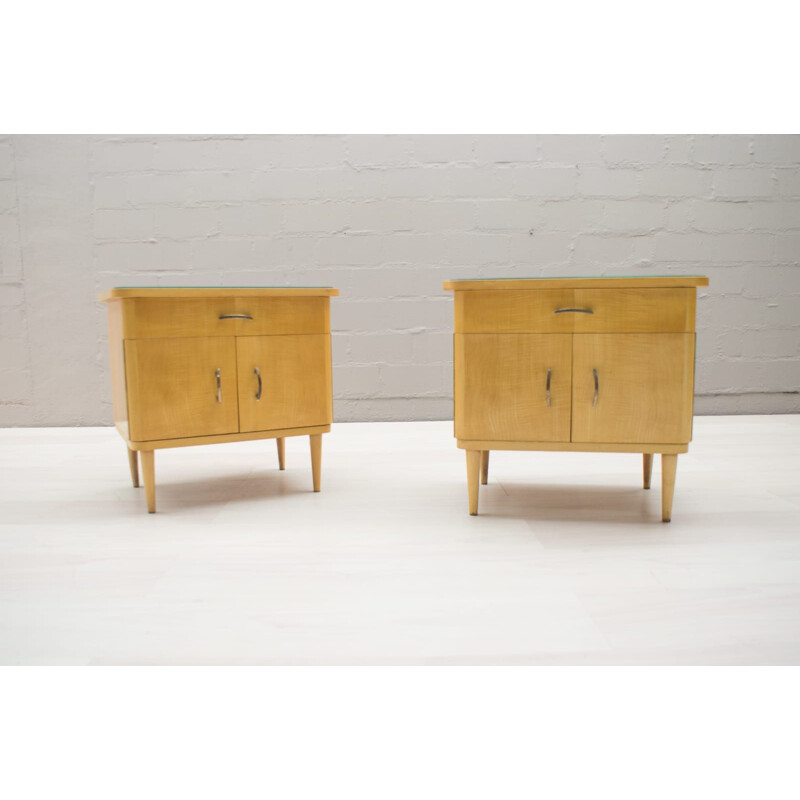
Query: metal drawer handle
[[218, 313, 253, 320], [592, 368, 599, 408], [215, 369, 222, 403], [254, 366, 262, 400], [546, 368, 552, 407], [554, 307, 594, 315]]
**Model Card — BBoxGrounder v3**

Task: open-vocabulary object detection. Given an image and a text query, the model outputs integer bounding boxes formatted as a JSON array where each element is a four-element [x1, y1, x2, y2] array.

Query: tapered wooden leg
[[466, 450, 481, 516], [276, 437, 285, 470], [127, 447, 140, 488], [140, 450, 156, 513], [643, 453, 653, 490], [309, 434, 322, 492], [661, 454, 677, 523], [480, 450, 490, 485]]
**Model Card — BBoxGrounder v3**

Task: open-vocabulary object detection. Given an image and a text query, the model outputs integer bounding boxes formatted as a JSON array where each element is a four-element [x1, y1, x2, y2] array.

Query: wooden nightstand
[[99, 287, 338, 513], [444, 276, 709, 520]]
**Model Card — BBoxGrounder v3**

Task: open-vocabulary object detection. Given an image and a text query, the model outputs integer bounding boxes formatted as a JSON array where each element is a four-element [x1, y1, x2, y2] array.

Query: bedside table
[[444, 276, 709, 520], [99, 287, 338, 513]]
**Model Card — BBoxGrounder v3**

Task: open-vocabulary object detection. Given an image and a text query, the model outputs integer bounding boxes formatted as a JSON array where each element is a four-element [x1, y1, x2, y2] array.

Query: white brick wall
[[1, 134, 799, 426]]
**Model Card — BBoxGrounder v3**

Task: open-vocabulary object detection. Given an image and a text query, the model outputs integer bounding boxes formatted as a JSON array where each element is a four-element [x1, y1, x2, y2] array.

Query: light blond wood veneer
[[571, 333, 695, 444], [100, 287, 337, 513], [455, 333, 572, 441], [125, 337, 239, 441], [446, 276, 708, 521], [120, 296, 330, 339], [236, 335, 332, 433], [455, 288, 696, 333]]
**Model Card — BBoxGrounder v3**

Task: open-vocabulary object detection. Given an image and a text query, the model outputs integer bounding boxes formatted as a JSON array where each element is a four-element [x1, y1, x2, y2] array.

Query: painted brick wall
[[1, 134, 798, 426]]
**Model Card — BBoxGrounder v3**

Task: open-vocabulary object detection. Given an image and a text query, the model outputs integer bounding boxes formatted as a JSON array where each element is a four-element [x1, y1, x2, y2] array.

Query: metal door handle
[[215, 369, 222, 403], [592, 369, 599, 408], [554, 307, 594, 315], [546, 368, 552, 407], [218, 313, 253, 320], [254, 367, 262, 400]]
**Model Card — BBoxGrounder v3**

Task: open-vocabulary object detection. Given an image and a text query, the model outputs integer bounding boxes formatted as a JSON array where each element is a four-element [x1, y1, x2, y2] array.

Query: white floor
[[1, 416, 799, 665]]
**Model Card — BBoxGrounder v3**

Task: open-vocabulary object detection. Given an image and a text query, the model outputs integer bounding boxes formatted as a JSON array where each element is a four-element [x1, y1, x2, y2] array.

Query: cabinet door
[[572, 333, 695, 444], [125, 337, 239, 441], [237, 335, 332, 433], [454, 334, 572, 441]]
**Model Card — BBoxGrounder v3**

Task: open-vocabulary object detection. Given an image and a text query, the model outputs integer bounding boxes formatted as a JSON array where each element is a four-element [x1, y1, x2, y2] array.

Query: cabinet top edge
[[443, 276, 709, 291], [99, 287, 340, 301]]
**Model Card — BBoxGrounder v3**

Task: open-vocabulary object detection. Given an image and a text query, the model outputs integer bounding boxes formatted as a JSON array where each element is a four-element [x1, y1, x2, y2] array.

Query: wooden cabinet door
[[572, 333, 695, 444], [454, 334, 572, 441], [125, 337, 239, 441], [237, 335, 332, 433]]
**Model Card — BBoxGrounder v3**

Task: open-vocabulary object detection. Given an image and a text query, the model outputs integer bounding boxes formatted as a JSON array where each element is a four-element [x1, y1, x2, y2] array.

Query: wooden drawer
[[571, 289, 696, 333], [122, 296, 330, 338], [235, 296, 329, 336], [455, 289, 575, 333], [455, 288, 695, 333], [122, 298, 241, 339]]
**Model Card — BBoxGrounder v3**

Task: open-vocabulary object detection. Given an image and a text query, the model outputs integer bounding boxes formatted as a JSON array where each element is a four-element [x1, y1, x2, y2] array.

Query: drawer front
[[234, 296, 329, 336], [455, 289, 576, 333], [454, 288, 695, 333], [122, 297, 329, 338], [571, 288, 696, 333], [122, 298, 238, 339]]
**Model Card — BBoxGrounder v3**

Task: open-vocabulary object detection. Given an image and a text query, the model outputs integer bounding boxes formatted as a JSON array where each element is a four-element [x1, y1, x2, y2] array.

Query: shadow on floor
[[480, 482, 662, 525]]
